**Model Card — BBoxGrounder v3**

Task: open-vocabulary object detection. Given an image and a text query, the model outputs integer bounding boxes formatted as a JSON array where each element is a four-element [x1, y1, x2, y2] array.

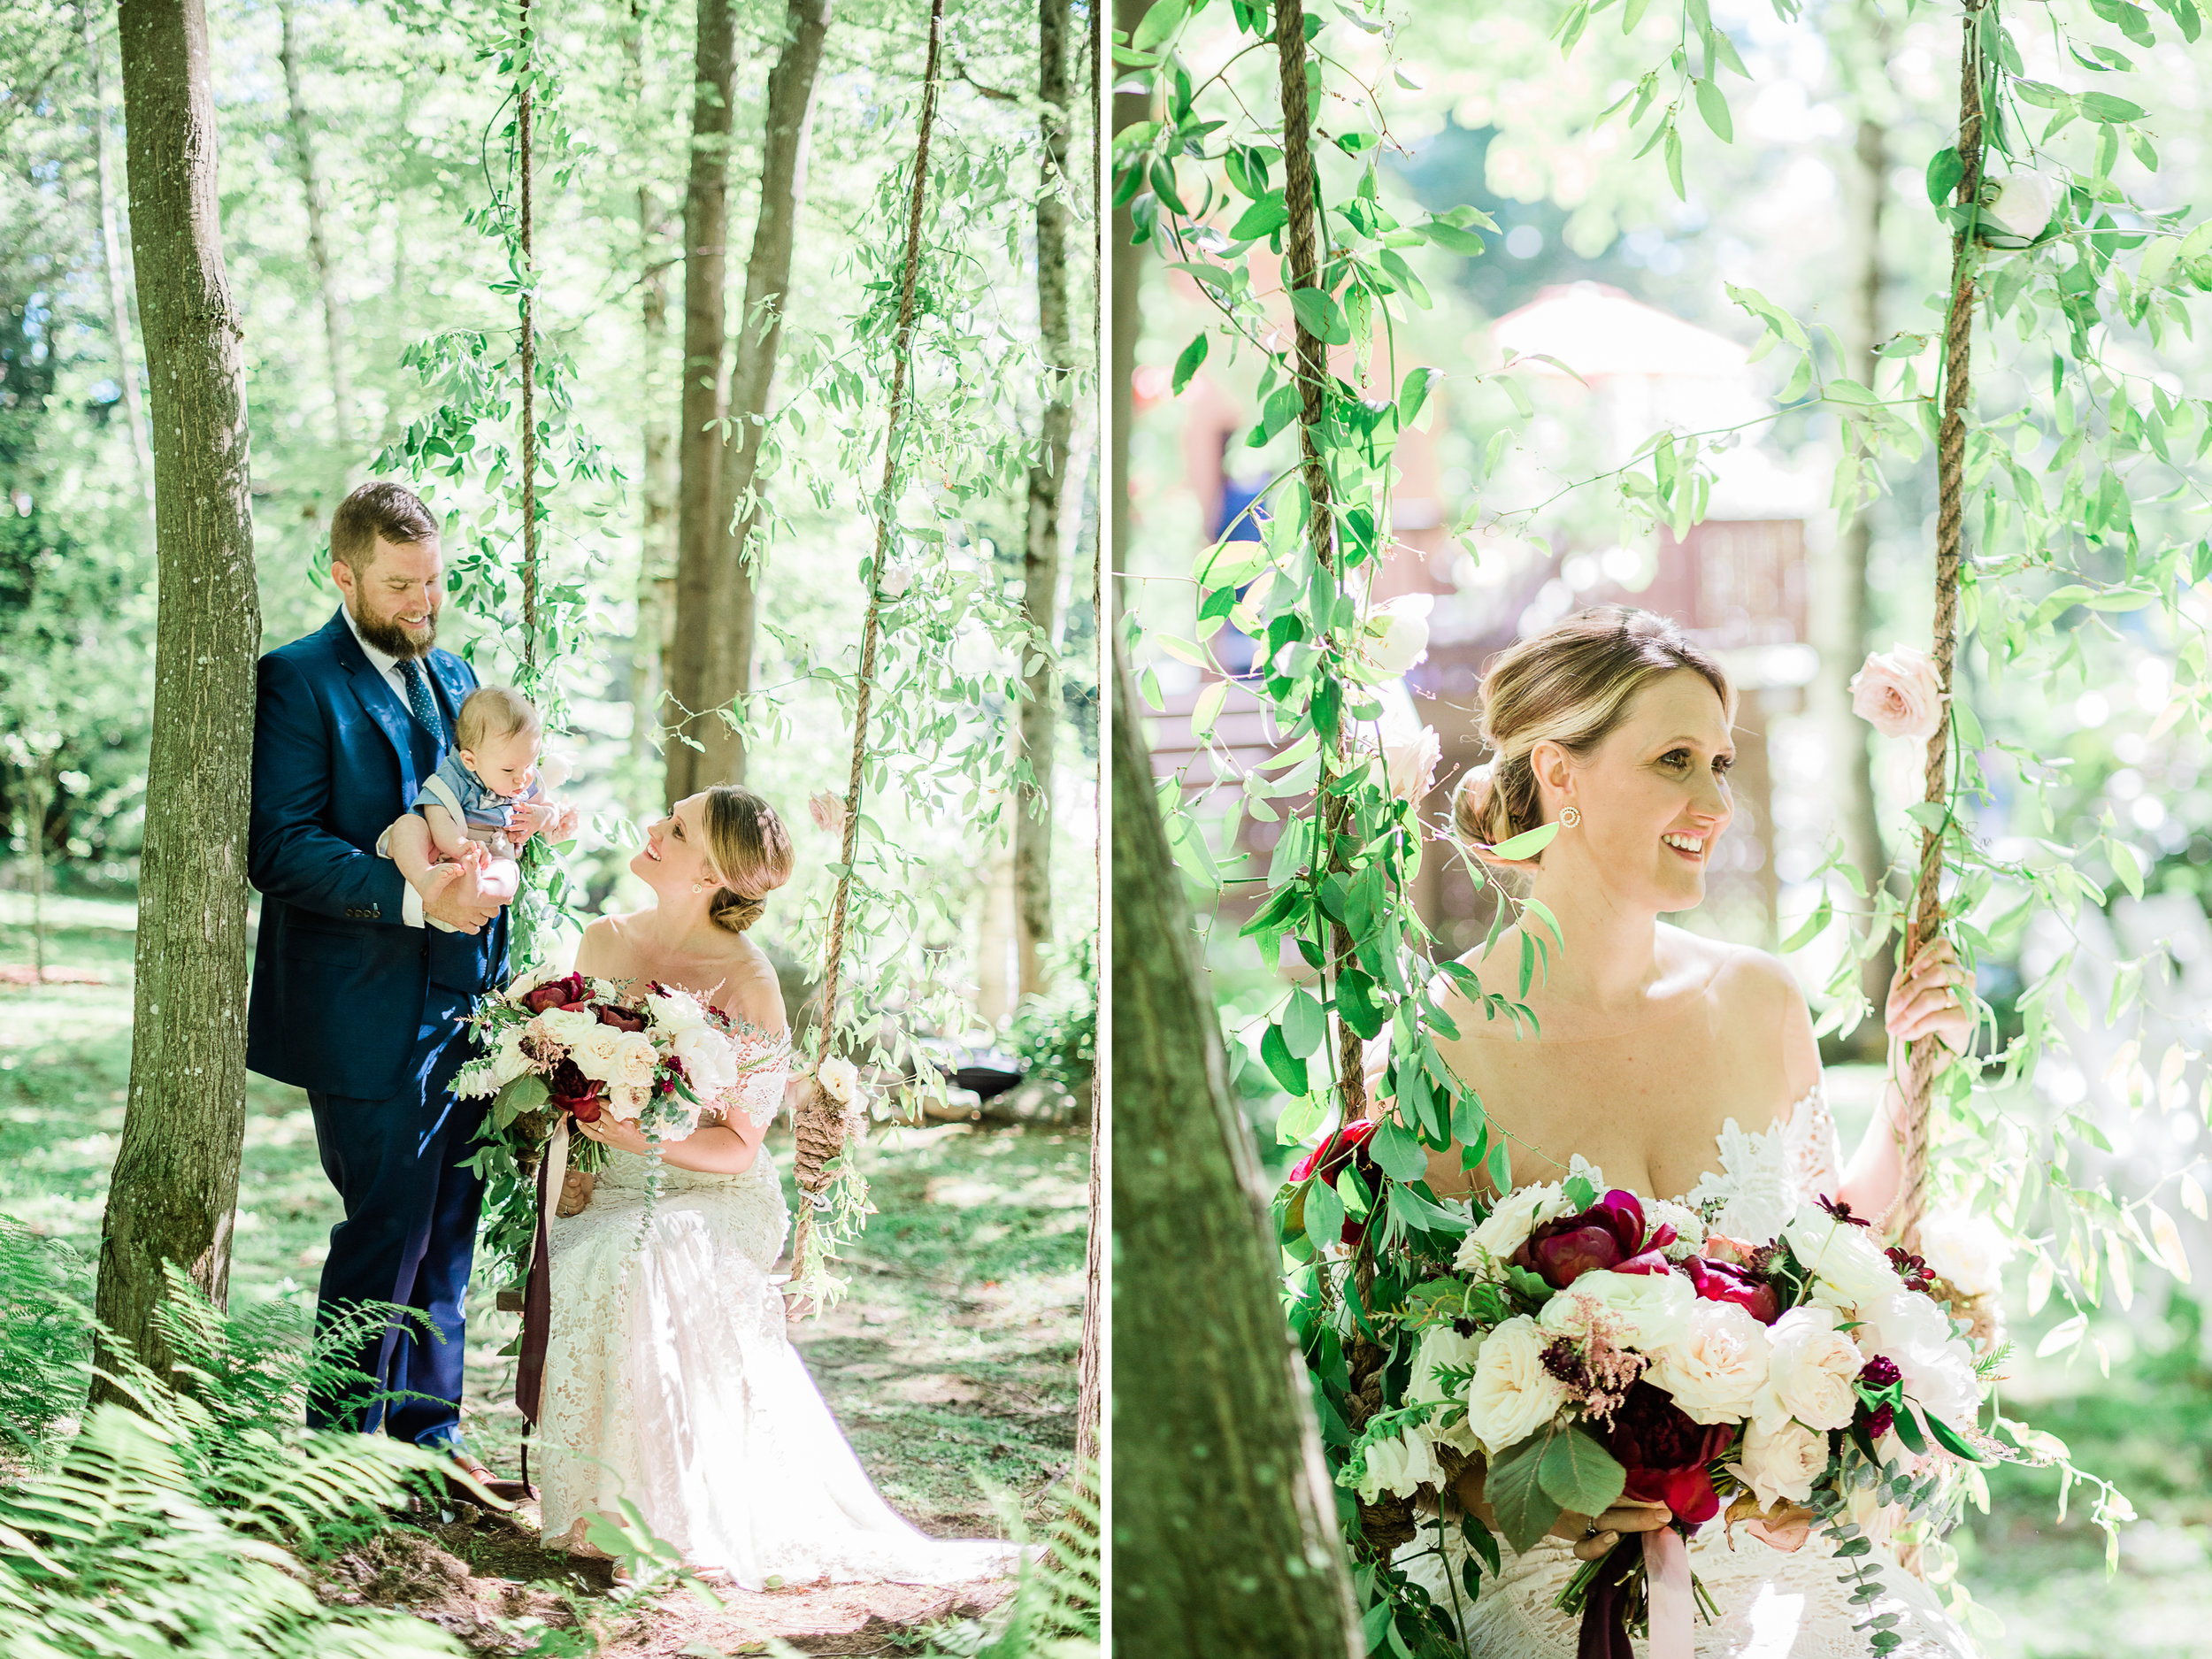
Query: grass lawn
[[0, 890, 1089, 1651]]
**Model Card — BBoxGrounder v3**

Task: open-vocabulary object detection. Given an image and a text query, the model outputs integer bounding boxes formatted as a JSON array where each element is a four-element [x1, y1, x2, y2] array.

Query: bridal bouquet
[[454, 965, 767, 1170], [1293, 1147, 2001, 1657]]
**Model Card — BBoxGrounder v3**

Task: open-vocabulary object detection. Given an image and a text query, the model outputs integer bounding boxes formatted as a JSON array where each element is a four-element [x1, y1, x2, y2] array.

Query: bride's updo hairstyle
[[701, 786, 795, 933], [1455, 605, 1734, 856]]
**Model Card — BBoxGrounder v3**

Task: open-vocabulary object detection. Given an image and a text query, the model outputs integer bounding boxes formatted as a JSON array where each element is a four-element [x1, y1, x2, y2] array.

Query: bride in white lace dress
[[534, 786, 1020, 1589], [1409, 610, 1981, 1657]]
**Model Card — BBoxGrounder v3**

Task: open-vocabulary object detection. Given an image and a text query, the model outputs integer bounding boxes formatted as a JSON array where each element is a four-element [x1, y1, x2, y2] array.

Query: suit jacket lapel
[[329, 607, 424, 802]]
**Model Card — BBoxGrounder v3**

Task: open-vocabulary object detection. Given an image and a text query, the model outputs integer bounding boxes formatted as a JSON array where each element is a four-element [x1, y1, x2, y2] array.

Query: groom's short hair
[[330, 481, 439, 574]]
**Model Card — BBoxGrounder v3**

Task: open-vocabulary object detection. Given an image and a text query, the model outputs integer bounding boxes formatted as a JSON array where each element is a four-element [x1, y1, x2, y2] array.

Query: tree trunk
[[93, 0, 261, 1402], [277, 0, 356, 448], [629, 0, 677, 786], [1110, 641, 1361, 1655], [695, 0, 835, 788], [1072, 0, 1102, 1482], [662, 0, 737, 809], [1013, 0, 1073, 995], [82, 1, 152, 504]]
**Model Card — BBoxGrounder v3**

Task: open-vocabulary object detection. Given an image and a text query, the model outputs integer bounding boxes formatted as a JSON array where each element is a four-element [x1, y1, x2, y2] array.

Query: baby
[[386, 686, 567, 928]]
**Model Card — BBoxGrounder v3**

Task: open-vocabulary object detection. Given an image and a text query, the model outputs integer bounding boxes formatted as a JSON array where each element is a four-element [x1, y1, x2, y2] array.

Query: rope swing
[[1896, 1, 1985, 1257], [787, 0, 948, 1294], [518, 0, 541, 687]]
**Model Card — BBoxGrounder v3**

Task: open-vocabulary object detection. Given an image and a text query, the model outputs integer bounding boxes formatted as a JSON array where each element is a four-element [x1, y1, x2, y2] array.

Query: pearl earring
[[1560, 805, 1581, 828], [692, 879, 706, 895]]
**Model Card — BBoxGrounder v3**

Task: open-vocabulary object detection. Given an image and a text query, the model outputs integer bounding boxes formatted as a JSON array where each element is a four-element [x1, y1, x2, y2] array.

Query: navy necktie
[[396, 657, 448, 755]]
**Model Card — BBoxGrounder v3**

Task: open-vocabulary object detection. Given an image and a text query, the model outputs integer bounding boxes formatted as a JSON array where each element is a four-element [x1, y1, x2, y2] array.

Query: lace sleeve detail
[[1782, 1075, 1844, 1206]]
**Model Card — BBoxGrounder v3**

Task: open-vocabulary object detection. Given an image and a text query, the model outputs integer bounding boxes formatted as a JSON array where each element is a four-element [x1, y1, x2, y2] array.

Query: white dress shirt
[[341, 603, 431, 930]]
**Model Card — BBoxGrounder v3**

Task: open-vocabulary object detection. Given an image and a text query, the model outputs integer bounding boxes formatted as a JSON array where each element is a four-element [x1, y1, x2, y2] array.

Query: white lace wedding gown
[[1407, 1079, 1983, 1659], [535, 1043, 1022, 1589]]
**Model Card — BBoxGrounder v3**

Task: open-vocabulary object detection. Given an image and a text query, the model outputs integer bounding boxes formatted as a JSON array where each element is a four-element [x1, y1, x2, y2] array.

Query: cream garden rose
[[567, 1021, 626, 1083], [1754, 1305, 1864, 1432], [1847, 644, 1945, 742], [537, 1006, 601, 1048], [1738, 1416, 1828, 1509], [1643, 1297, 1771, 1425], [647, 990, 711, 1038], [611, 1030, 660, 1091], [1538, 1266, 1696, 1352], [817, 1056, 860, 1105], [1464, 1316, 1571, 1455], [1785, 1209, 1907, 1311]]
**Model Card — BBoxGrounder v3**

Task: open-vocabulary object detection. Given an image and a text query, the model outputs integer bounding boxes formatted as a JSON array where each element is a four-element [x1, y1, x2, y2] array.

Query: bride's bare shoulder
[[1690, 929, 1819, 1097], [575, 911, 646, 981], [707, 937, 789, 1037]]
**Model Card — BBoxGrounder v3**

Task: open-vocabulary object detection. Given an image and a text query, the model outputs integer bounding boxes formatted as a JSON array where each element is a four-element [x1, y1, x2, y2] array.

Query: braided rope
[[1275, 0, 1369, 1127], [788, 0, 946, 1277], [518, 0, 540, 684], [1896, 4, 1985, 1256]]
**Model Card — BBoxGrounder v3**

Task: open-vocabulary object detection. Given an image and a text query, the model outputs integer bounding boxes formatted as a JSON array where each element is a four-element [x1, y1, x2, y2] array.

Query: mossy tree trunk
[[93, 0, 262, 1402], [662, 0, 735, 807]]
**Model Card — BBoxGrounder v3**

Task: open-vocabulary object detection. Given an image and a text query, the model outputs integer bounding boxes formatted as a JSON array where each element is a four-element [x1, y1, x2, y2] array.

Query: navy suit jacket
[[246, 608, 508, 1098]]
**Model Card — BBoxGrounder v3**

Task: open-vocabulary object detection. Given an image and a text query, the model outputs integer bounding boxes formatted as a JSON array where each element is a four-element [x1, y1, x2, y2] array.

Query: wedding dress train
[[535, 1047, 1021, 1589], [1404, 1079, 1983, 1659]]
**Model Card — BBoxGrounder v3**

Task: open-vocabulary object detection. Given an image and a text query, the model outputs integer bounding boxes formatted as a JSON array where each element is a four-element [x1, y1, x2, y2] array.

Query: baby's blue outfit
[[414, 750, 542, 842]]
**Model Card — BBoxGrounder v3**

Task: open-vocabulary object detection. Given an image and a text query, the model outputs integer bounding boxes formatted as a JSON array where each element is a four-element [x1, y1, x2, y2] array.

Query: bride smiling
[[534, 785, 1019, 1588]]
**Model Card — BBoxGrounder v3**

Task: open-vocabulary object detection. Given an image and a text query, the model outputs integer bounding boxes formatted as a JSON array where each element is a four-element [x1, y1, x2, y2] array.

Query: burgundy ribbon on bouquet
[[1577, 1533, 1640, 1659], [513, 1117, 568, 1480]]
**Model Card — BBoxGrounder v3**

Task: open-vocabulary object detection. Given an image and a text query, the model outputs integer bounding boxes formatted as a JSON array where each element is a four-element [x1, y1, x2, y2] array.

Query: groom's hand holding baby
[[420, 853, 508, 935]]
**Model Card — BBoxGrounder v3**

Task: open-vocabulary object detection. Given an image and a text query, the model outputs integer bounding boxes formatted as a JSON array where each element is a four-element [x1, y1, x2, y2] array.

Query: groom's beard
[[349, 598, 439, 660]]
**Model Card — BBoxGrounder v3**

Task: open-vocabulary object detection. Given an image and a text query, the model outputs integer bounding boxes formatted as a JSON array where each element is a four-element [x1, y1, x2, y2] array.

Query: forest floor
[[0, 893, 1087, 1655]]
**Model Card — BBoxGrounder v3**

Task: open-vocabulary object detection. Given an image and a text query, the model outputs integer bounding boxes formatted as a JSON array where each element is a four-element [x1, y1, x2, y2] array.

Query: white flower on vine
[[1362, 594, 1432, 676], [1984, 173, 2057, 245]]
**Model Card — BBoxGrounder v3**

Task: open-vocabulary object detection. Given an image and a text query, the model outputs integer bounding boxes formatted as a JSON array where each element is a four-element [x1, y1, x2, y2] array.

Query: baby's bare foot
[[418, 861, 464, 896]]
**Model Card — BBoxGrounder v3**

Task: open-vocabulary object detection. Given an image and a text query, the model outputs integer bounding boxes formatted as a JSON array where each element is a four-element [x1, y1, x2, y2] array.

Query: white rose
[[876, 562, 914, 600], [504, 962, 561, 1000], [1784, 1209, 1906, 1313], [1857, 1292, 1982, 1431], [1364, 595, 1432, 676], [672, 1026, 738, 1097], [1738, 1417, 1829, 1510], [1353, 1429, 1443, 1503], [611, 1031, 660, 1090], [1644, 1197, 1706, 1262], [1753, 1304, 1864, 1432], [537, 1007, 601, 1049], [1917, 1211, 2012, 1300], [818, 1056, 859, 1105], [1382, 726, 1441, 804], [568, 1023, 625, 1083], [1454, 1182, 1571, 1279], [1984, 173, 2057, 244], [647, 990, 711, 1038], [1409, 1325, 1486, 1454], [1464, 1316, 1571, 1455], [482, 1026, 534, 1087], [1539, 1267, 1697, 1354], [1847, 644, 1945, 742], [1643, 1297, 1771, 1425]]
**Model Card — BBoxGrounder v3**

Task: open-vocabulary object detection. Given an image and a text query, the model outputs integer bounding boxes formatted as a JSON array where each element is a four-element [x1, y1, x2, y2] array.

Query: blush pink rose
[[1849, 646, 1945, 741]]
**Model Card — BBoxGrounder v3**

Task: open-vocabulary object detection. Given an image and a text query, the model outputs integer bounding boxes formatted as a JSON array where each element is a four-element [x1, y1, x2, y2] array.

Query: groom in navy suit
[[246, 480, 516, 1488]]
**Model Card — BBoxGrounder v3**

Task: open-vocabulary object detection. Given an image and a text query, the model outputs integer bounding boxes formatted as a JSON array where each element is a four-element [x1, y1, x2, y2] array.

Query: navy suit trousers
[[304, 990, 486, 1448]]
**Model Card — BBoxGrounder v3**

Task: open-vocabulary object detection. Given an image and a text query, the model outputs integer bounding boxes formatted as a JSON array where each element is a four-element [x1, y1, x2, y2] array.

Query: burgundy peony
[[1287, 1119, 1377, 1186], [520, 972, 589, 1015], [1682, 1254, 1782, 1325], [1519, 1189, 1651, 1288], [1603, 1380, 1734, 1525], [595, 1003, 648, 1033], [548, 1057, 606, 1123]]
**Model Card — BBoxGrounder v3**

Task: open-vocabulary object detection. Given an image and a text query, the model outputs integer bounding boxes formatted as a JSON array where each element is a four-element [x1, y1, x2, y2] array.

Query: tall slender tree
[[629, 0, 677, 787], [693, 0, 834, 789], [93, 0, 262, 1400], [662, 0, 737, 808], [1013, 0, 1074, 995], [1072, 0, 1102, 1485], [277, 0, 357, 448], [81, 0, 152, 504]]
